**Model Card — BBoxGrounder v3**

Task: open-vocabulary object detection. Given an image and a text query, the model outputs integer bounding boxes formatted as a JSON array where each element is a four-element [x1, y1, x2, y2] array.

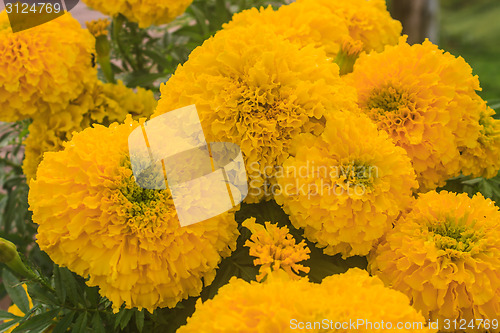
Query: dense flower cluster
[[179, 268, 435, 332], [276, 111, 417, 257], [4, 0, 499, 329], [242, 217, 310, 281], [345, 37, 491, 190], [23, 80, 157, 181], [81, 0, 193, 28], [369, 191, 500, 331], [224, 0, 401, 73], [0, 11, 96, 122], [28, 118, 239, 311], [154, 22, 356, 202]]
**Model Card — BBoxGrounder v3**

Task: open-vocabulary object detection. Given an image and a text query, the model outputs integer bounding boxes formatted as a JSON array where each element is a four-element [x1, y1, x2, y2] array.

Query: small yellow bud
[[334, 38, 364, 75], [86, 19, 110, 38]]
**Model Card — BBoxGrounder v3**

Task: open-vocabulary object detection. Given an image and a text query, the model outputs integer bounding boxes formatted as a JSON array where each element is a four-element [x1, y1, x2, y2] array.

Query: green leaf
[[85, 287, 100, 308], [305, 247, 367, 283], [11, 309, 59, 333], [154, 297, 196, 333], [2, 269, 30, 314], [479, 179, 494, 198], [0, 316, 22, 332], [113, 309, 125, 329], [489, 102, 500, 111], [233, 261, 258, 282], [305, 254, 348, 283], [174, 25, 206, 41], [91, 312, 106, 333], [52, 311, 75, 333], [125, 72, 167, 88], [114, 308, 135, 330], [201, 259, 238, 301], [0, 310, 22, 321], [58, 267, 80, 305], [72, 311, 88, 333], [211, 0, 232, 30], [27, 283, 58, 306], [142, 49, 171, 70], [461, 177, 483, 185], [119, 309, 134, 330], [188, 5, 210, 37], [135, 309, 145, 333], [53, 266, 66, 305]]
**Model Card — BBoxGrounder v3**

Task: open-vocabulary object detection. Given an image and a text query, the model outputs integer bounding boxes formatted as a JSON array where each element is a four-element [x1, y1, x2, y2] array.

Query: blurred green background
[[0, 0, 498, 328], [439, 0, 499, 102], [388, 0, 499, 103]]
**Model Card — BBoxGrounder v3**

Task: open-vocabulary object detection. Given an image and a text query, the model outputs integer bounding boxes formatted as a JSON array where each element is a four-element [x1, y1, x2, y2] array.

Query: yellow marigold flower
[[22, 80, 156, 181], [459, 101, 500, 178], [303, 0, 402, 53], [224, 4, 350, 60], [369, 191, 500, 331], [28, 117, 238, 311], [79, 80, 157, 128], [242, 217, 310, 281], [23, 119, 75, 183], [276, 111, 417, 258], [86, 18, 110, 38], [154, 23, 357, 202], [179, 268, 435, 333], [224, 0, 401, 73], [320, 269, 435, 333], [81, 0, 193, 28], [345, 37, 485, 191], [0, 11, 96, 122]]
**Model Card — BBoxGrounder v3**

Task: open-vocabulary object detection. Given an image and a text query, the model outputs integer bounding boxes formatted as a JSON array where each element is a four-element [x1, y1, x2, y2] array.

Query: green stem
[[95, 34, 115, 83], [130, 23, 144, 72], [61, 305, 109, 314], [34, 275, 56, 294], [98, 55, 116, 84], [112, 14, 136, 71]]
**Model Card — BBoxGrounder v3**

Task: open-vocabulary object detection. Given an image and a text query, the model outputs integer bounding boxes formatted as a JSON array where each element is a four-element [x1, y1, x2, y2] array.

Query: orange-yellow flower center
[[115, 158, 175, 233], [338, 160, 376, 188], [120, 175, 160, 206], [364, 84, 420, 136], [367, 85, 412, 114], [234, 81, 303, 128], [426, 216, 484, 256]]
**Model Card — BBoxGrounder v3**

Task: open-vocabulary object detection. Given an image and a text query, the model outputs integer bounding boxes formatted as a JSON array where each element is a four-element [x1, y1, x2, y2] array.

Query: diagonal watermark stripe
[[128, 105, 248, 227]]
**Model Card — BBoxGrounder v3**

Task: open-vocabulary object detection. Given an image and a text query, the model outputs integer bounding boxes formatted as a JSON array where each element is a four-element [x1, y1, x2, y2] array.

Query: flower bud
[[0, 238, 36, 279], [0, 238, 18, 264]]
